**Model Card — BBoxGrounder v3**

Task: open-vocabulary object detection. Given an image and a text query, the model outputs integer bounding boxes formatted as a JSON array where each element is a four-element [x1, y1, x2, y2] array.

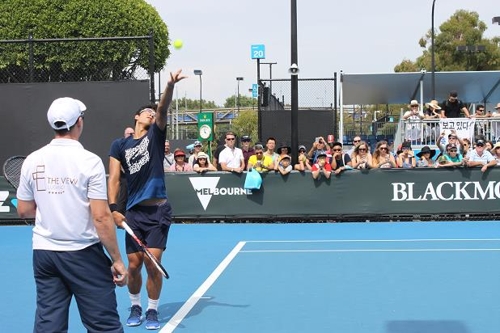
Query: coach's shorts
[[125, 201, 172, 254]]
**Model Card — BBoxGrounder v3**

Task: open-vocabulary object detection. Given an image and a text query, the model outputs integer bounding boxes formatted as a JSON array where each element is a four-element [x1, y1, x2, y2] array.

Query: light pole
[[194, 69, 203, 113], [236, 77, 244, 113], [431, 0, 437, 100]]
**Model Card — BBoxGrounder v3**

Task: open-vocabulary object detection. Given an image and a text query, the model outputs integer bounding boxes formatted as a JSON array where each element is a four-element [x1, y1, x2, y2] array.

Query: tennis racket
[[121, 221, 170, 279], [3, 155, 26, 189]]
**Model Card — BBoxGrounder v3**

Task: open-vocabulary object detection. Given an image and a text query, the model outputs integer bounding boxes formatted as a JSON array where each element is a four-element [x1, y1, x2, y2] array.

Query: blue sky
[[146, 0, 498, 106]]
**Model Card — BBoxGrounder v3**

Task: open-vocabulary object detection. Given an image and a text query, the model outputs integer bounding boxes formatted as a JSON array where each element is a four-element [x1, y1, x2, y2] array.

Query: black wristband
[[109, 203, 118, 212]]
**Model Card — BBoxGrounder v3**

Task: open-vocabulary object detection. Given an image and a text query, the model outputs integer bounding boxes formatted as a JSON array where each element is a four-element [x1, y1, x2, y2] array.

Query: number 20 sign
[[251, 44, 266, 59]]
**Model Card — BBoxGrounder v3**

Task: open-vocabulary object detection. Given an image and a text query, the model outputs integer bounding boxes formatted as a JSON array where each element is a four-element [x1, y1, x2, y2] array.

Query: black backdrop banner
[[2, 168, 500, 223]]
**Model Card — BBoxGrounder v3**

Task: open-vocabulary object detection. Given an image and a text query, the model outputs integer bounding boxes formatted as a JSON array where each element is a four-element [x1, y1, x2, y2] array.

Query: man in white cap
[[17, 97, 128, 332]]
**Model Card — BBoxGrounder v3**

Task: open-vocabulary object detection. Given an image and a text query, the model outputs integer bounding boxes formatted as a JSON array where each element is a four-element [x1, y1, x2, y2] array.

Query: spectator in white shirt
[[219, 131, 245, 173]]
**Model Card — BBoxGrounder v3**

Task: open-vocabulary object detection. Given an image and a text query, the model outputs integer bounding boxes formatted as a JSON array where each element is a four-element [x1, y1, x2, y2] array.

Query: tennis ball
[[173, 39, 183, 50]]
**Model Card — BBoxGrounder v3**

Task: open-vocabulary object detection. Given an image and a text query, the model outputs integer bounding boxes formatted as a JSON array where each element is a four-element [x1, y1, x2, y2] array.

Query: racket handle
[[121, 221, 134, 236]]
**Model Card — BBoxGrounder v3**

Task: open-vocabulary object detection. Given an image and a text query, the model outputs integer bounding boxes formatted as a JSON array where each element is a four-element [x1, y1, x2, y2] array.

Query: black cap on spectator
[[241, 135, 251, 142], [449, 91, 458, 97]]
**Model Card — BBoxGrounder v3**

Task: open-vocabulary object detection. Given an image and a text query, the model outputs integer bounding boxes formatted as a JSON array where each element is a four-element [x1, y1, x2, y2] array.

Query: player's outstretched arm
[[156, 69, 187, 129]]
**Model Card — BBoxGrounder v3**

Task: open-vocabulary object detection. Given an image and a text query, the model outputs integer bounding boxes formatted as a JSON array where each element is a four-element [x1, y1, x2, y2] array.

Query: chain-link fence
[[256, 78, 338, 145], [260, 78, 336, 109], [0, 35, 155, 100]]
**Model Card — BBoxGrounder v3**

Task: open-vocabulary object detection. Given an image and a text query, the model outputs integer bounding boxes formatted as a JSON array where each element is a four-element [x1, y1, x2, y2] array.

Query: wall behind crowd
[[2, 168, 500, 223], [0, 81, 150, 169]]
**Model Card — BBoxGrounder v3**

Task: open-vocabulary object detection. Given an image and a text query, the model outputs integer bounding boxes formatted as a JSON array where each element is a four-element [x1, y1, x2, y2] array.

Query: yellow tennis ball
[[173, 39, 183, 50]]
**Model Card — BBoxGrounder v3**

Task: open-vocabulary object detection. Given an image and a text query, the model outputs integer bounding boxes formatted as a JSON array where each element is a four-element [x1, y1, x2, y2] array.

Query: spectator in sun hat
[[490, 142, 500, 165], [466, 139, 496, 172], [492, 103, 500, 116], [275, 142, 292, 170], [440, 90, 471, 118], [436, 143, 464, 168], [403, 100, 424, 143], [311, 150, 332, 179], [416, 146, 436, 167], [188, 140, 203, 166], [169, 149, 193, 172], [294, 145, 311, 171], [240, 135, 254, 169], [423, 100, 441, 142], [276, 154, 293, 175], [193, 152, 217, 173]]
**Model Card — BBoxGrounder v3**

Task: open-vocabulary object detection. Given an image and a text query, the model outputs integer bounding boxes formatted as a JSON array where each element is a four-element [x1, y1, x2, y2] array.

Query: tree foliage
[[223, 95, 257, 108], [0, 0, 170, 82], [230, 110, 259, 143], [395, 10, 500, 72], [172, 97, 217, 110]]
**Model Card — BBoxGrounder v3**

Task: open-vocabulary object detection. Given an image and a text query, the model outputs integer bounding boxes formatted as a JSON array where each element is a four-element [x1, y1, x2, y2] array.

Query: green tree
[[394, 10, 500, 72], [0, 0, 170, 82], [223, 95, 257, 108], [172, 97, 218, 110], [229, 110, 258, 142]]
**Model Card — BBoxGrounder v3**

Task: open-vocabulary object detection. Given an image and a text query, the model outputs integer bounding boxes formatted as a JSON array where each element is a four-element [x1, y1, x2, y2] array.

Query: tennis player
[[108, 69, 186, 329], [17, 97, 128, 333]]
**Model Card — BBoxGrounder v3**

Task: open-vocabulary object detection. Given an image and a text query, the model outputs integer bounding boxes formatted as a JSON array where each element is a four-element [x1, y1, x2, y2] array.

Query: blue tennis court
[[1, 221, 499, 333]]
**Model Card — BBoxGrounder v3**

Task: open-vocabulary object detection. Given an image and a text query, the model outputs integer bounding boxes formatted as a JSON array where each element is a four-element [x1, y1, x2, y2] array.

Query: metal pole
[[290, 0, 299, 165], [333, 72, 338, 140], [28, 32, 34, 83], [199, 74, 202, 113], [148, 31, 155, 104], [257, 58, 262, 142], [431, 0, 436, 100]]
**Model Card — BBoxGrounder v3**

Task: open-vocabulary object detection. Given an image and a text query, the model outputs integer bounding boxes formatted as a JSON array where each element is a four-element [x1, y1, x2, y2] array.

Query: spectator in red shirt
[[311, 151, 332, 180]]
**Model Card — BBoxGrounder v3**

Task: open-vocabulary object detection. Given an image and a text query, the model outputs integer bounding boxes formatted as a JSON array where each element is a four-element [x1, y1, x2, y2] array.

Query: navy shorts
[[125, 201, 172, 254], [33, 243, 122, 333]]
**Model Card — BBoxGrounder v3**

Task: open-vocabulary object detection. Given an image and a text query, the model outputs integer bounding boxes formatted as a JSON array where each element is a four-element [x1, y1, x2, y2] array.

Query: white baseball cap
[[47, 97, 87, 130]]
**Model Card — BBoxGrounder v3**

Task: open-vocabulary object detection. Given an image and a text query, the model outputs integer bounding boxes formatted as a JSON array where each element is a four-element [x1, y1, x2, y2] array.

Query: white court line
[[160, 241, 246, 333], [240, 248, 500, 253], [245, 238, 500, 243]]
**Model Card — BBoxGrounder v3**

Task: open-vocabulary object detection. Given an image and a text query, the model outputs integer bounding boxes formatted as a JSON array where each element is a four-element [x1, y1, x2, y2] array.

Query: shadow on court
[[386, 320, 471, 333], [158, 296, 249, 325]]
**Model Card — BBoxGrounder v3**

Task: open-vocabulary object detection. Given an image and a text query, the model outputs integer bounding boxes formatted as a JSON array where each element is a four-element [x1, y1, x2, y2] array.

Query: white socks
[[148, 298, 159, 311], [129, 293, 141, 307], [129, 293, 159, 311]]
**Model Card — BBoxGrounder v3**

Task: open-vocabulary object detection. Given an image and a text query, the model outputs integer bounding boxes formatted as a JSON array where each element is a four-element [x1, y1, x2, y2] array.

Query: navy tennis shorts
[[125, 201, 172, 254]]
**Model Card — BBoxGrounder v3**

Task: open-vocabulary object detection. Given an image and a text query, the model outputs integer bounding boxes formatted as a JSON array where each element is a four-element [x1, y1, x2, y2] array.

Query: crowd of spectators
[[159, 94, 500, 179]]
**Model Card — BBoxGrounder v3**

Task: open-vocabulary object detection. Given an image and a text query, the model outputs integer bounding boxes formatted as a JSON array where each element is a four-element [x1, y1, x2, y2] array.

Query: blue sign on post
[[251, 44, 266, 59], [252, 84, 258, 98]]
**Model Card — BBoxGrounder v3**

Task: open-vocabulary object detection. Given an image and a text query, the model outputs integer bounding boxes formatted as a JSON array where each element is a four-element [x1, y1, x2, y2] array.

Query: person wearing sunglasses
[[247, 144, 274, 172], [396, 141, 416, 168], [351, 141, 373, 170], [347, 136, 362, 158], [440, 90, 471, 118], [466, 139, 496, 172], [219, 131, 245, 173], [294, 145, 311, 171], [330, 142, 352, 174], [374, 140, 397, 169], [436, 143, 464, 168]]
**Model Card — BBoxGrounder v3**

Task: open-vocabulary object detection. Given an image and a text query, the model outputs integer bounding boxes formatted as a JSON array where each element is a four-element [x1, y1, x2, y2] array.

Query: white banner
[[439, 118, 476, 142]]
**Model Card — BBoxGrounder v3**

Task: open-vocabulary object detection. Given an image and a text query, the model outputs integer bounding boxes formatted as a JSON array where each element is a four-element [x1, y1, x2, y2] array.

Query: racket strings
[[3, 156, 26, 189]]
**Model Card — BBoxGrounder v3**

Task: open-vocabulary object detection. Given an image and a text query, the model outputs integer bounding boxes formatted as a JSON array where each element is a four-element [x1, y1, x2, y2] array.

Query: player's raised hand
[[169, 69, 187, 85]]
